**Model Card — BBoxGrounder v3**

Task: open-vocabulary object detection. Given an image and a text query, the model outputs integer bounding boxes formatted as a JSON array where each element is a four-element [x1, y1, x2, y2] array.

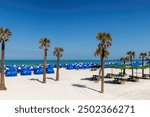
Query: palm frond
[[0, 28, 12, 42], [39, 38, 50, 49], [53, 47, 64, 57]]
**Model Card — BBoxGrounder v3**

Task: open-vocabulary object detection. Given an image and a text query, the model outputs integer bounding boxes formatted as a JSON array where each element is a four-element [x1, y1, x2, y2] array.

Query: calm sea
[[1, 60, 116, 66]]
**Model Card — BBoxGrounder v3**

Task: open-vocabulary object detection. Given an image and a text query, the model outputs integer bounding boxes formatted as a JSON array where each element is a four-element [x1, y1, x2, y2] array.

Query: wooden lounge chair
[[128, 75, 139, 82], [113, 77, 125, 84], [90, 68, 97, 71], [105, 73, 115, 79], [143, 74, 150, 79], [91, 75, 102, 81]]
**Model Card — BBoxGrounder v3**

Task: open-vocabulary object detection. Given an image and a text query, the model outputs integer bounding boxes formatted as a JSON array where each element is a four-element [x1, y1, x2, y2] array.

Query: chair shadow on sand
[[47, 77, 56, 81], [81, 77, 97, 81], [104, 80, 115, 84], [81, 77, 117, 85], [29, 78, 43, 83], [72, 84, 100, 93], [29, 77, 56, 83]]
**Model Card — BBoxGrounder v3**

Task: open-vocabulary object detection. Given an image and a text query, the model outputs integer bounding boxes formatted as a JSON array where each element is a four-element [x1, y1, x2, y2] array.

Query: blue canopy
[[34, 68, 43, 74], [29, 66, 35, 71], [20, 68, 31, 75], [147, 61, 150, 64], [133, 61, 141, 66], [66, 64, 74, 70], [74, 65, 80, 70], [48, 65, 54, 68], [5, 68, 17, 77], [46, 67, 54, 74]]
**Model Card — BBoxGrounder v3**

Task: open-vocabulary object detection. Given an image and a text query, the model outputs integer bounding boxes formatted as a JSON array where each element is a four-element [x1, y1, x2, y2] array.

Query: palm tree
[[0, 28, 12, 90], [96, 32, 112, 93], [53, 47, 64, 81], [140, 52, 147, 77], [95, 47, 109, 79], [127, 51, 135, 77], [120, 57, 128, 75], [39, 38, 50, 83]]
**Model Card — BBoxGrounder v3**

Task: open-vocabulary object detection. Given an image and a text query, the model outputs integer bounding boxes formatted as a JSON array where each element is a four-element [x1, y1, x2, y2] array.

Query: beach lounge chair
[[113, 77, 125, 84], [143, 74, 150, 79], [90, 68, 97, 71], [105, 73, 115, 78], [128, 75, 139, 82], [91, 75, 102, 81]]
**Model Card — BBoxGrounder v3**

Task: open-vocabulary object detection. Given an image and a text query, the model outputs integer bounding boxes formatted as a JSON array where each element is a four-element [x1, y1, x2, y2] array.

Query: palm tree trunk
[[142, 58, 144, 78], [56, 56, 60, 81], [101, 49, 104, 93], [0, 41, 7, 90], [43, 48, 47, 83], [148, 59, 150, 78], [98, 56, 102, 82], [131, 59, 134, 77], [123, 61, 126, 75]]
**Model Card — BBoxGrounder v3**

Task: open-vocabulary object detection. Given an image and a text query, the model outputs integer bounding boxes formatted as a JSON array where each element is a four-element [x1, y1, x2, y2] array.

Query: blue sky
[[0, 0, 150, 60]]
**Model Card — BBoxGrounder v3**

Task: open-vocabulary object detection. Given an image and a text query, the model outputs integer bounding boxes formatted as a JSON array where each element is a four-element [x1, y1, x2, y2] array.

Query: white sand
[[0, 68, 150, 100]]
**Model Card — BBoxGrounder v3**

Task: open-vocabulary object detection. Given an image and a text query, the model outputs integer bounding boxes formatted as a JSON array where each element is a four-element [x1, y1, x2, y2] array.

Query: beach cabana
[[29, 66, 35, 71], [74, 65, 80, 70], [34, 68, 43, 74], [66, 64, 74, 70], [20, 68, 31, 76], [48, 65, 54, 68], [128, 66, 140, 76], [127, 66, 141, 82], [79, 64, 84, 69], [111, 65, 128, 84], [61, 64, 66, 68], [17, 66, 22, 72], [141, 65, 150, 79], [5, 68, 17, 77], [46, 67, 54, 74]]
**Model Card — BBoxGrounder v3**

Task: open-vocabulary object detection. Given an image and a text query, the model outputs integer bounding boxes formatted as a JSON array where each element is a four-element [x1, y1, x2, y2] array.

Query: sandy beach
[[0, 68, 149, 100]]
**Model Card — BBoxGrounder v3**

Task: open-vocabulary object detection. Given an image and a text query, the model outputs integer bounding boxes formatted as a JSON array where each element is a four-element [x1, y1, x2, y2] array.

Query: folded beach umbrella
[[46, 67, 54, 74], [5, 68, 17, 77], [20, 68, 31, 76], [34, 68, 43, 74]]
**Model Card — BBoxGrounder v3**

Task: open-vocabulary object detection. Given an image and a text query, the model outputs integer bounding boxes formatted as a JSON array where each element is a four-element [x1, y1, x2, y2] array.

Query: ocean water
[[1, 60, 116, 66]]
